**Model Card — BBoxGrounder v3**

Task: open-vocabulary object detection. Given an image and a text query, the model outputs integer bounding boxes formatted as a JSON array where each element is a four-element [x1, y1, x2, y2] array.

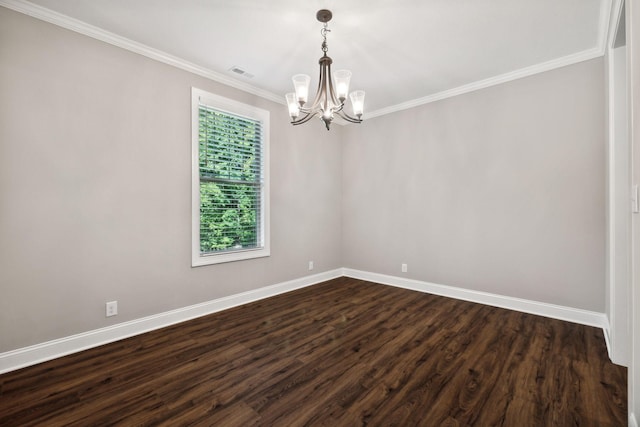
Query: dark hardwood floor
[[0, 277, 627, 426]]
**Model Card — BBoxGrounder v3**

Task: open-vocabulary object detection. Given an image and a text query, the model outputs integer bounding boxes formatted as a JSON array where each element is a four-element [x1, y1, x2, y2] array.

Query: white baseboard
[[342, 268, 609, 329], [1, 267, 611, 375], [630, 413, 638, 427], [603, 326, 613, 361], [0, 269, 342, 375]]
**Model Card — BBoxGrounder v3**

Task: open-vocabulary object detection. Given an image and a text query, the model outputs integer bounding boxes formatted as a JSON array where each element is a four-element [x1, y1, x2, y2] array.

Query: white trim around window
[[191, 87, 270, 266]]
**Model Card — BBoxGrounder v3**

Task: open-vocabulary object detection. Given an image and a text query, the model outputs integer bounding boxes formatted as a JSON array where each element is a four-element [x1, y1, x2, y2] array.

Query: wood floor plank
[[0, 278, 627, 426]]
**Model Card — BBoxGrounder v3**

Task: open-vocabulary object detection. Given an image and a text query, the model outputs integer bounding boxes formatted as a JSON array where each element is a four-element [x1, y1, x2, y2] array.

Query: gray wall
[[342, 58, 606, 311], [0, 6, 608, 354], [0, 8, 343, 352]]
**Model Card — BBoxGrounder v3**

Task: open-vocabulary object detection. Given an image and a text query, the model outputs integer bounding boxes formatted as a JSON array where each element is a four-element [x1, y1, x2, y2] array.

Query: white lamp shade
[[292, 74, 311, 105], [285, 93, 299, 118], [350, 90, 365, 116], [333, 70, 352, 101]]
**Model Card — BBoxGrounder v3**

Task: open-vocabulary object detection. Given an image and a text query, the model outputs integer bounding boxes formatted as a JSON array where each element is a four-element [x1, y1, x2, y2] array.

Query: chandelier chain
[[321, 24, 330, 54]]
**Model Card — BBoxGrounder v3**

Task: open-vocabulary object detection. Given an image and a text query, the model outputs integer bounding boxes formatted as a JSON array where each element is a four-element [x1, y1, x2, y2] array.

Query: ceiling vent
[[228, 66, 254, 79]]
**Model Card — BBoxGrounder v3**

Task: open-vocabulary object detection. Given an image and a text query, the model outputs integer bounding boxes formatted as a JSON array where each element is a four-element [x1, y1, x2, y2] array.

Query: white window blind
[[192, 88, 270, 266]]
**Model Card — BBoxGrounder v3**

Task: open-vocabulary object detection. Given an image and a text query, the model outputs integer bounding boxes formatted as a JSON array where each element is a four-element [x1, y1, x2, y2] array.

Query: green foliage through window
[[199, 105, 263, 254]]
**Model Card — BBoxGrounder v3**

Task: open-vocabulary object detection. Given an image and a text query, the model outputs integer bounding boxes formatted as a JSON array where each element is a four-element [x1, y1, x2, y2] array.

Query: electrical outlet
[[308, 261, 314, 271], [106, 301, 118, 317], [401, 263, 408, 273]]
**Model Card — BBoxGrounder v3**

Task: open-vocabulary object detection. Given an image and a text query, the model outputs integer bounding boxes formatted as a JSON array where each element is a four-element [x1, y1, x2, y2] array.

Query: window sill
[[191, 247, 270, 267]]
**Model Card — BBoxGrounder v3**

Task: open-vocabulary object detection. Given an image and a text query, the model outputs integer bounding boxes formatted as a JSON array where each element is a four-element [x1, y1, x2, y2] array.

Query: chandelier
[[285, 9, 365, 131]]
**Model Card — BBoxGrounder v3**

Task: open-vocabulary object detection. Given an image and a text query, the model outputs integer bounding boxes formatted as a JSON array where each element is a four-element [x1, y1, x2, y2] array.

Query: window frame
[[191, 87, 270, 266]]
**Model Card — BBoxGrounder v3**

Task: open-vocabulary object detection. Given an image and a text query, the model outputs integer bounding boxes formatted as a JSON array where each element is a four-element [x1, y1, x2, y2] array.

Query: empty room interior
[[1, 0, 640, 425]]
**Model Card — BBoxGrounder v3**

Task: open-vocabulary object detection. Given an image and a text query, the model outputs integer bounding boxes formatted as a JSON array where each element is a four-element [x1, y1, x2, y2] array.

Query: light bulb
[[349, 90, 365, 117], [292, 74, 310, 106], [285, 93, 299, 119], [333, 70, 352, 102]]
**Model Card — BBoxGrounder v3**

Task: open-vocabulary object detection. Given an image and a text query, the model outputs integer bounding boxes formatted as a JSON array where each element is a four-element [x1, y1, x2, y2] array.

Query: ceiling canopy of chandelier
[[285, 9, 365, 131]]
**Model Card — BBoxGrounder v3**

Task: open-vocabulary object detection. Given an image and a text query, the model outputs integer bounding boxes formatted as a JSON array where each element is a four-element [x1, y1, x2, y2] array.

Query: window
[[192, 88, 270, 266]]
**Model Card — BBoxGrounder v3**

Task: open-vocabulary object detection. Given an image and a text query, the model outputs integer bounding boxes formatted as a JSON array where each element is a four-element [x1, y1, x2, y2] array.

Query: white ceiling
[[7, 0, 610, 117]]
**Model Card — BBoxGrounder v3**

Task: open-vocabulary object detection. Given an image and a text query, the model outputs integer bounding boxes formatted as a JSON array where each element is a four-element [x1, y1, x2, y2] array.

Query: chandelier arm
[[332, 103, 345, 113], [324, 62, 339, 114], [335, 110, 363, 123], [306, 59, 327, 112], [326, 62, 342, 108], [291, 110, 320, 126]]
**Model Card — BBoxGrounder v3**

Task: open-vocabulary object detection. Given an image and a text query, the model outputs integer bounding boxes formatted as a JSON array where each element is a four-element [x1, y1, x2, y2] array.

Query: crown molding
[[0, 0, 285, 106], [366, 0, 612, 119], [1, 0, 611, 121], [365, 47, 604, 119]]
